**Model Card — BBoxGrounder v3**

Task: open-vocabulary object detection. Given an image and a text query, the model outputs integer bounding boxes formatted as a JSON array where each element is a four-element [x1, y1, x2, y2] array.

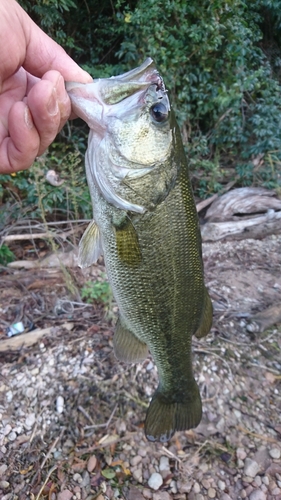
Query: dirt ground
[[0, 234, 280, 500]]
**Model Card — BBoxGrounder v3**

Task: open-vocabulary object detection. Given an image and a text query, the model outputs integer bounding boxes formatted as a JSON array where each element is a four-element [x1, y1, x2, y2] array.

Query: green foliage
[[0, 137, 92, 224], [115, 0, 281, 194], [0, 245, 15, 266], [13, 0, 281, 199], [81, 275, 112, 307]]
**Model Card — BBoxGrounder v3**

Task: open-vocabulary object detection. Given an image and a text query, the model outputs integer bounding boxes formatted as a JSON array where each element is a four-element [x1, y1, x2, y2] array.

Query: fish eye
[[150, 102, 168, 123]]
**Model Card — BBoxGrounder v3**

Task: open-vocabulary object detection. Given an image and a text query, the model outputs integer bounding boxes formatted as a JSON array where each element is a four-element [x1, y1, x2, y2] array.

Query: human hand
[[0, 0, 92, 174]]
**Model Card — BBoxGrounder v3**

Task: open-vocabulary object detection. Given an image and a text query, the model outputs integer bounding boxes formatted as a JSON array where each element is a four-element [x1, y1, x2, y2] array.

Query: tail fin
[[145, 384, 202, 443]]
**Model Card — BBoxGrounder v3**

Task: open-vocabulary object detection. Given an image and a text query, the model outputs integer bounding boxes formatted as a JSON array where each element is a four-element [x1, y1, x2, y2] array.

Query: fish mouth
[[108, 57, 165, 91], [66, 58, 167, 129], [99, 58, 165, 105]]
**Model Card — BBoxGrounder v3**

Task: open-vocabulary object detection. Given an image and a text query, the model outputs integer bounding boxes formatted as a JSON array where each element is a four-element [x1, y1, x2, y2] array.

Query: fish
[[66, 58, 213, 442]]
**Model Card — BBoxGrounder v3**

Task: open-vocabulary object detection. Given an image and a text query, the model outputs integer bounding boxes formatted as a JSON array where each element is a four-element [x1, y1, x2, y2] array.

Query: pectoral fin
[[114, 216, 142, 266], [113, 317, 148, 363], [194, 288, 213, 339], [78, 220, 103, 268]]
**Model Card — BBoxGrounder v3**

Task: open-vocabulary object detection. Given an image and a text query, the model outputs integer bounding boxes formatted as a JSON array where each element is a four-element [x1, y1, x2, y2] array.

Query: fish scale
[[66, 58, 213, 442]]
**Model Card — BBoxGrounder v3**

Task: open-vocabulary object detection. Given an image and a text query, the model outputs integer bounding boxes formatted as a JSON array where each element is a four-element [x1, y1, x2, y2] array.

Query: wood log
[[246, 304, 281, 333], [201, 209, 281, 242], [8, 249, 78, 269], [205, 187, 281, 222], [0, 323, 74, 352]]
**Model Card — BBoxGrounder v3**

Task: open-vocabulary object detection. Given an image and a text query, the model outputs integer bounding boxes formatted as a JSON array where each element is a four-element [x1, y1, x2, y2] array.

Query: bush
[[14, 0, 281, 200]]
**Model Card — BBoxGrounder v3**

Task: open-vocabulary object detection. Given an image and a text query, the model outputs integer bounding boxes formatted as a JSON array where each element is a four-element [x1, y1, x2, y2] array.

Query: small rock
[[133, 468, 143, 483], [159, 456, 170, 471], [177, 480, 192, 493], [143, 488, 153, 499], [26, 387, 35, 398], [253, 447, 271, 473], [138, 448, 147, 458], [127, 485, 145, 500], [237, 448, 247, 460], [249, 490, 267, 500], [253, 476, 262, 487], [87, 455, 97, 473], [148, 472, 163, 491], [202, 479, 211, 489], [193, 482, 201, 493], [3, 424, 12, 436], [73, 473, 83, 483], [25, 413, 36, 428], [199, 462, 209, 473], [131, 455, 142, 467], [0, 464, 8, 475], [207, 488, 216, 498], [272, 487, 281, 495], [216, 417, 225, 432], [245, 485, 254, 496], [269, 448, 281, 460], [153, 492, 171, 500], [8, 431, 17, 441], [56, 395, 64, 414], [244, 458, 260, 478], [81, 470, 90, 489], [57, 490, 73, 500], [262, 476, 269, 486], [218, 480, 226, 491], [0, 481, 9, 489], [220, 495, 232, 500], [170, 480, 177, 494]]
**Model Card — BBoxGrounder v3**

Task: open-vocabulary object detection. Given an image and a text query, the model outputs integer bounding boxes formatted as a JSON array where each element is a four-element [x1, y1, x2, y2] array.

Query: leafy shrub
[[0, 245, 15, 266], [116, 0, 281, 194], [0, 135, 92, 224], [81, 278, 112, 305], [14, 0, 281, 200]]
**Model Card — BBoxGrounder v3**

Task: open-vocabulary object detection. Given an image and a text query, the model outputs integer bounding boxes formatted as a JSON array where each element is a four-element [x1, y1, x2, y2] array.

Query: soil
[[0, 234, 280, 500]]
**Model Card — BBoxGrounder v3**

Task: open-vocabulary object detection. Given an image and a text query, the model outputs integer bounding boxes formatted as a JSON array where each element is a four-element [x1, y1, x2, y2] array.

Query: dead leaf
[[19, 465, 33, 475], [71, 458, 87, 472], [57, 490, 74, 500], [126, 485, 145, 500], [98, 434, 119, 446], [87, 455, 97, 473], [265, 372, 280, 383]]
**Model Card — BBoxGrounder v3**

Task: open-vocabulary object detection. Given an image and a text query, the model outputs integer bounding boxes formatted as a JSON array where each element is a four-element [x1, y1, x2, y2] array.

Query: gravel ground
[[0, 235, 281, 500]]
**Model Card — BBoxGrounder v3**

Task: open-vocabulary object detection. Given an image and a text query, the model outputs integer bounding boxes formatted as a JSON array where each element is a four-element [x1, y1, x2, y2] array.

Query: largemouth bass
[[66, 59, 212, 442]]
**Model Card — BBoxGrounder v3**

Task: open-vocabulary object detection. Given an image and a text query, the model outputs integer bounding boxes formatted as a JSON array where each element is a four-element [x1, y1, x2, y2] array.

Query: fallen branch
[[201, 210, 281, 241], [205, 187, 281, 222], [0, 322, 74, 352], [246, 303, 281, 333], [196, 180, 236, 213], [8, 249, 78, 269], [2, 225, 82, 243]]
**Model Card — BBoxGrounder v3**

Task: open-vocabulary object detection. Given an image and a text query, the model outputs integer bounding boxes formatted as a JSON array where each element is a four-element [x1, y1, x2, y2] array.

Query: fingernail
[[56, 75, 69, 105], [24, 106, 34, 129], [47, 88, 59, 115]]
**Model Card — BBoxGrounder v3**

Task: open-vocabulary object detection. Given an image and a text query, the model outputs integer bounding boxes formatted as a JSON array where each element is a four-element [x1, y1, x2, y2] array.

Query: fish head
[[66, 59, 174, 213], [66, 58, 172, 166]]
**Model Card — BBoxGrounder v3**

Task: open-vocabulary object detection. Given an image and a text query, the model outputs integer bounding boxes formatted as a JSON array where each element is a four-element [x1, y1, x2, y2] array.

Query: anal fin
[[113, 317, 148, 363]]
